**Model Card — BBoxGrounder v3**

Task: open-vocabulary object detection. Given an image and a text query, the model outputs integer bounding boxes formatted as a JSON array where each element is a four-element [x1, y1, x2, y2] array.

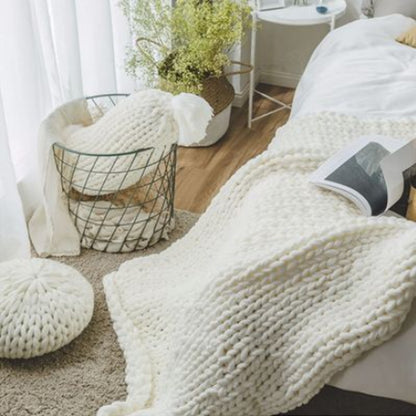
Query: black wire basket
[[52, 94, 177, 253]]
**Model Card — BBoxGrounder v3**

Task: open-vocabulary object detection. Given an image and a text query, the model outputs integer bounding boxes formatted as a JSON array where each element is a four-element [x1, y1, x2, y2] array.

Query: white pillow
[[361, 0, 374, 17], [373, 0, 416, 19]]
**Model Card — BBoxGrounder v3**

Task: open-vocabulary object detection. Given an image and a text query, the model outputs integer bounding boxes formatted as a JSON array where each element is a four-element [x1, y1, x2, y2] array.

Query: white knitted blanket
[[64, 90, 212, 195], [64, 91, 177, 195], [99, 113, 416, 416]]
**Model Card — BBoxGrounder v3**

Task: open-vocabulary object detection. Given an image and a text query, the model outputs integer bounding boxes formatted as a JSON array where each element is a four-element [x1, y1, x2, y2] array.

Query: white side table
[[248, 0, 347, 128]]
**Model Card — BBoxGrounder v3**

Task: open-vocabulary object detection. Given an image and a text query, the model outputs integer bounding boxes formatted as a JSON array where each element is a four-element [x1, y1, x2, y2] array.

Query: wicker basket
[[193, 62, 252, 147], [190, 76, 234, 147], [136, 37, 253, 146], [52, 94, 177, 253], [201, 76, 235, 116]]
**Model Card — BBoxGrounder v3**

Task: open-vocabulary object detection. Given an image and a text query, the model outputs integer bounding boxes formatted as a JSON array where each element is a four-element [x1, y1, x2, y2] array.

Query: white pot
[[187, 103, 232, 147]]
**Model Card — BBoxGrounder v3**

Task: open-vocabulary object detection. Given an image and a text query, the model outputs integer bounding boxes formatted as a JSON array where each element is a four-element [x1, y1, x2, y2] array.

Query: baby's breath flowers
[[120, 0, 251, 94]]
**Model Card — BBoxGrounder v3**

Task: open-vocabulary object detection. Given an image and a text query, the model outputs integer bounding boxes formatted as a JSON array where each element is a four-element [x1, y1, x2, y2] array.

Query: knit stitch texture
[[64, 90, 178, 195], [99, 113, 416, 416], [0, 258, 94, 359]]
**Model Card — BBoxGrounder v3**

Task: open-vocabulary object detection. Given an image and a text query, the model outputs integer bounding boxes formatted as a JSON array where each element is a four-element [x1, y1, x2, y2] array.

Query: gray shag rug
[[0, 210, 199, 416]]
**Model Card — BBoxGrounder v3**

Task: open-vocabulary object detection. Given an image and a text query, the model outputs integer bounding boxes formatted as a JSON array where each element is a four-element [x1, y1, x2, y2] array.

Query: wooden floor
[[175, 84, 295, 213]]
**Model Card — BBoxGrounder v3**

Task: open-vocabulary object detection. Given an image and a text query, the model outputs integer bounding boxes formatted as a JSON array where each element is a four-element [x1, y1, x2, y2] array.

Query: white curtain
[[0, 94, 30, 261], [0, 0, 137, 260]]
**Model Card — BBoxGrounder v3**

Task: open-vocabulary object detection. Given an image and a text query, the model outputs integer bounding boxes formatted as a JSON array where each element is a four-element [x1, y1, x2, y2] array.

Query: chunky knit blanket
[[99, 113, 416, 416], [64, 90, 212, 195]]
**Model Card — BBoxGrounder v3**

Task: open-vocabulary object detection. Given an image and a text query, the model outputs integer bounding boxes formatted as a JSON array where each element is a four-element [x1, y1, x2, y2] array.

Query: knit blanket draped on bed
[[99, 113, 416, 416]]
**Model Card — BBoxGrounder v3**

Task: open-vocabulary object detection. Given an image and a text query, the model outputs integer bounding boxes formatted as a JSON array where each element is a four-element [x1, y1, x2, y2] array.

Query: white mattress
[[285, 14, 416, 405]]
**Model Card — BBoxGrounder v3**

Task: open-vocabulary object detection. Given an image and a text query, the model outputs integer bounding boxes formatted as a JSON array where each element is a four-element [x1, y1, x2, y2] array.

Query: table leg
[[330, 14, 335, 31], [248, 12, 257, 129]]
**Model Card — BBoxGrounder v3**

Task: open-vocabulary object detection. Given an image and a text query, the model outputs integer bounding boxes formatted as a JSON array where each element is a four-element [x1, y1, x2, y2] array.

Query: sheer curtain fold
[[0, 92, 30, 261], [30, 0, 84, 105], [75, 0, 118, 95], [109, 0, 139, 93], [0, 0, 136, 259], [74, 0, 138, 95]]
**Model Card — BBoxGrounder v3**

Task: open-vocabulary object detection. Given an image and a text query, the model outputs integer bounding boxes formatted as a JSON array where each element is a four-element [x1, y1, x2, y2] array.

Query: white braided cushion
[[0, 258, 94, 359]]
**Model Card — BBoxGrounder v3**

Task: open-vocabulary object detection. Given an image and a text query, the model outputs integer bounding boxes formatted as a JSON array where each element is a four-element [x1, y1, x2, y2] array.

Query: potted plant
[[120, 0, 252, 146]]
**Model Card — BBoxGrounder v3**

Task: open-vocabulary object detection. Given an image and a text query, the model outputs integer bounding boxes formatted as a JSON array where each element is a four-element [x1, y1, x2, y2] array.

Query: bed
[[281, 13, 416, 408], [291, 14, 416, 120]]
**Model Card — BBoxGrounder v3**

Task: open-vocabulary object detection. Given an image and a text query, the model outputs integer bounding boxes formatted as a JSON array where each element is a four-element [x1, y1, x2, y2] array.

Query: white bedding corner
[[290, 14, 416, 120]]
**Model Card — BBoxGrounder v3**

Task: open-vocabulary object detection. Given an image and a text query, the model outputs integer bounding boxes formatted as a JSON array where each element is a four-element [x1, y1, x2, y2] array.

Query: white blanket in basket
[[29, 99, 91, 257], [99, 113, 416, 416], [29, 91, 212, 257]]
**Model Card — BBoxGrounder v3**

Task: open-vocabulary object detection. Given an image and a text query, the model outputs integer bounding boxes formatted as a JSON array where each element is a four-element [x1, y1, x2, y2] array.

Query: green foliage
[[120, 0, 251, 94]]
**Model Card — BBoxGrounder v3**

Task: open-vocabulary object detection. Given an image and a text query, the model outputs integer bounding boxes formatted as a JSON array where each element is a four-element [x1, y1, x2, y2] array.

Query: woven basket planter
[[136, 37, 252, 147], [191, 61, 252, 146], [195, 76, 235, 147], [159, 74, 236, 147]]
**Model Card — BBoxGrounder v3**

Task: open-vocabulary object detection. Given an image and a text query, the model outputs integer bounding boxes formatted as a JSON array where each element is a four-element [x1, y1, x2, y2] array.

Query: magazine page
[[380, 138, 416, 220], [310, 136, 404, 216]]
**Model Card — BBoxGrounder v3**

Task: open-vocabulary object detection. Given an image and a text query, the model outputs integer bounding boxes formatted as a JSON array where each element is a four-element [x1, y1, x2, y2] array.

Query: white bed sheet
[[291, 14, 416, 119], [284, 14, 416, 405]]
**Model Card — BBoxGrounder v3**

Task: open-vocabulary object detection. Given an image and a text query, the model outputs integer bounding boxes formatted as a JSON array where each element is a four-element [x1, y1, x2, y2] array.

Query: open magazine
[[309, 136, 416, 220]]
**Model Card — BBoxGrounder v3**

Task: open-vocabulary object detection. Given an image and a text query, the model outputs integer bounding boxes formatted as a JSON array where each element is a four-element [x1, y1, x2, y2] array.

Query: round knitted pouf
[[0, 258, 94, 359]]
